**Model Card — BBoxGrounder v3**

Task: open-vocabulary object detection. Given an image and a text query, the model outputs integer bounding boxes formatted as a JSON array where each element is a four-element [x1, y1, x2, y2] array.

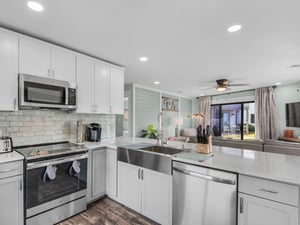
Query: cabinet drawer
[[0, 160, 23, 179], [239, 175, 299, 206]]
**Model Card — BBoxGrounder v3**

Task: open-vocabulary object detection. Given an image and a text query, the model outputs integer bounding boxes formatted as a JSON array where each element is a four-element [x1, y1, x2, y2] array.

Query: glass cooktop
[[16, 141, 88, 161]]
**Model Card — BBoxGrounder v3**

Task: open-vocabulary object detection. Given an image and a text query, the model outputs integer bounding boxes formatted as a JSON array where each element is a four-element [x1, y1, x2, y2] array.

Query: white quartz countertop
[[0, 151, 24, 164], [81, 137, 300, 186], [82, 137, 157, 150], [173, 146, 300, 186]]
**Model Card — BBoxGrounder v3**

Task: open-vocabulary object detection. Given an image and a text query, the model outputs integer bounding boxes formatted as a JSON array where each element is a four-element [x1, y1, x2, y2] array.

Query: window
[[210, 102, 255, 140]]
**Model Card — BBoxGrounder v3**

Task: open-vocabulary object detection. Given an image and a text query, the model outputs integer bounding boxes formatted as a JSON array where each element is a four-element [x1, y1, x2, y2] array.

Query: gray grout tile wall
[[0, 110, 116, 146]]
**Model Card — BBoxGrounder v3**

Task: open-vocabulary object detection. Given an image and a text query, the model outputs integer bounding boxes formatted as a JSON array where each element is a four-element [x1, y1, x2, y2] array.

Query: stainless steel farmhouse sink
[[117, 143, 185, 175], [140, 145, 184, 155]]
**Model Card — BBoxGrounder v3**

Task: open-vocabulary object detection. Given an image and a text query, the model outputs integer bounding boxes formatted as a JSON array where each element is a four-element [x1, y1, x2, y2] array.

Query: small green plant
[[140, 124, 157, 139]]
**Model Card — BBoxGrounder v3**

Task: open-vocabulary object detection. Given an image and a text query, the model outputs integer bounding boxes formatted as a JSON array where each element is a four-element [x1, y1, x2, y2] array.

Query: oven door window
[[26, 158, 87, 209], [24, 81, 65, 105]]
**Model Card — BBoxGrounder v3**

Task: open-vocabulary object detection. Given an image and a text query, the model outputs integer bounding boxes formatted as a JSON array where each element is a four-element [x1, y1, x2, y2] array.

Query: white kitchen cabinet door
[[141, 168, 172, 225], [106, 148, 117, 200], [109, 67, 124, 114], [238, 193, 298, 225], [91, 148, 106, 200], [118, 161, 141, 212], [0, 175, 24, 225], [76, 55, 94, 113], [94, 61, 110, 114], [0, 29, 18, 111], [51, 47, 76, 82], [19, 37, 51, 77]]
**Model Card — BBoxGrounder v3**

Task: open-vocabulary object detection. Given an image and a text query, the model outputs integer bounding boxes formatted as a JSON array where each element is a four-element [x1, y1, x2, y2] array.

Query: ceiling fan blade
[[228, 83, 250, 87], [201, 86, 215, 91]]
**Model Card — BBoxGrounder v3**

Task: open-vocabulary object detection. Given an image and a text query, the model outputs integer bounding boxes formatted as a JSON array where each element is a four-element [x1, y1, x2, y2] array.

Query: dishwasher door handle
[[173, 166, 236, 185]]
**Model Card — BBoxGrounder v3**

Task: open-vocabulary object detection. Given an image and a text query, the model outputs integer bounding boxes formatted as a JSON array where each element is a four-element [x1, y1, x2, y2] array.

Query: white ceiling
[[1, 0, 300, 97]]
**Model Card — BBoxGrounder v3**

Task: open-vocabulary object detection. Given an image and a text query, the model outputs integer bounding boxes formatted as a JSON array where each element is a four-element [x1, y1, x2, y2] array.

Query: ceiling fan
[[201, 79, 250, 92]]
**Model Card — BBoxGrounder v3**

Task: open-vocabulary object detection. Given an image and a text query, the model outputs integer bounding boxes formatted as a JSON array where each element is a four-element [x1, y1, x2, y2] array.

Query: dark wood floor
[[56, 197, 160, 225]]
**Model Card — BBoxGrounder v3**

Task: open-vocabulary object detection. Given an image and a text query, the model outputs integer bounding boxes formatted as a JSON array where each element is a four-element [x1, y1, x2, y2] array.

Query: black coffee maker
[[86, 123, 102, 142]]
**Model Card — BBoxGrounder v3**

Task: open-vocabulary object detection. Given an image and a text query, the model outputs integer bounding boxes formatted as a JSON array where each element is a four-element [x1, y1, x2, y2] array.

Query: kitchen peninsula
[[87, 136, 300, 225]]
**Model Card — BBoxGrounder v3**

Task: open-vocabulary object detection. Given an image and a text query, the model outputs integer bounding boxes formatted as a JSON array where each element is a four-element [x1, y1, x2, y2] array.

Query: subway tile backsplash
[[0, 110, 116, 146]]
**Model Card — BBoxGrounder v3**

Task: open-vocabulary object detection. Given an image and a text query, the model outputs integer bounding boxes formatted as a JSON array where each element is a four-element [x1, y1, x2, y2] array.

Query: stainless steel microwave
[[19, 74, 77, 110]]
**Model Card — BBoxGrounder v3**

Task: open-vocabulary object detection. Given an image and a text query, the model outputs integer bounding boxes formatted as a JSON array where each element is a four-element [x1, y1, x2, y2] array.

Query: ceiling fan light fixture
[[216, 86, 226, 92]]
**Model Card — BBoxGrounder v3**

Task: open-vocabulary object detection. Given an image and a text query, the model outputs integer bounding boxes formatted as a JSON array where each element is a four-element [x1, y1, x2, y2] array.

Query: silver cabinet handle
[[14, 98, 17, 110], [138, 168, 141, 179], [256, 187, 279, 194], [240, 196, 244, 214], [173, 166, 236, 185], [141, 169, 144, 180], [20, 179, 23, 191]]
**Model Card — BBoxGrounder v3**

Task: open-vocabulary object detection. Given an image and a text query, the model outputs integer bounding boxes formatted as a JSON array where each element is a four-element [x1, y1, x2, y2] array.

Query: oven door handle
[[27, 154, 88, 170]]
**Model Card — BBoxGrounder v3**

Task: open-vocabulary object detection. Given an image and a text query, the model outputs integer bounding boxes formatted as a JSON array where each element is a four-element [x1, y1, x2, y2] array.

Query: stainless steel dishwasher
[[173, 161, 237, 225]]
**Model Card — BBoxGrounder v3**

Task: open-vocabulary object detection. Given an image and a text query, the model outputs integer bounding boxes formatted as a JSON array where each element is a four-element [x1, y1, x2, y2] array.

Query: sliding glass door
[[211, 102, 255, 140]]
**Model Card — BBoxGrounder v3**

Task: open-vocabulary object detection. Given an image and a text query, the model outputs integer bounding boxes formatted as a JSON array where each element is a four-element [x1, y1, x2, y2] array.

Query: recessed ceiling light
[[200, 94, 204, 96], [139, 57, 148, 62], [275, 82, 282, 86], [154, 81, 160, 85], [27, 1, 44, 12], [227, 25, 242, 32]]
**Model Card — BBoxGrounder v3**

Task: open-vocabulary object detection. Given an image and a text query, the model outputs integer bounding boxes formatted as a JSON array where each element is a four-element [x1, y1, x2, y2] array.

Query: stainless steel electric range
[[16, 141, 88, 225]]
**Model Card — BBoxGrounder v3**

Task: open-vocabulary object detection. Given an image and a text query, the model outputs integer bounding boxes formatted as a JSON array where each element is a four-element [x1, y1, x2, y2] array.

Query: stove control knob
[[69, 160, 81, 175]]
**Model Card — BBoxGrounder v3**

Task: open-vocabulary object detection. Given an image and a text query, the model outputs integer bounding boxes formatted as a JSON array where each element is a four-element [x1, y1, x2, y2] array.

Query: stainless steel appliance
[[86, 123, 102, 142], [0, 136, 13, 153], [173, 161, 237, 225], [16, 142, 88, 225], [19, 74, 77, 110]]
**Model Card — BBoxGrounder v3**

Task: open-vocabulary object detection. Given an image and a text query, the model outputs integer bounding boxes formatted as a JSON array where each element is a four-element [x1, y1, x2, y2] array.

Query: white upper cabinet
[[76, 55, 94, 113], [51, 47, 76, 82], [94, 61, 110, 114], [76, 55, 124, 114], [19, 37, 50, 77], [109, 67, 124, 114], [19, 37, 76, 82], [0, 29, 18, 111]]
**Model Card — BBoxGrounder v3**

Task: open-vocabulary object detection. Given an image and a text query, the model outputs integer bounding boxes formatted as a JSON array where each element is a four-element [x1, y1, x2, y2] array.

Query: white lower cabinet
[[87, 148, 106, 202], [118, 161, 172, 225], [238, 193, 298, 225], [106, 148, 117, 200], [0, 161, 24, 225], [238, 175, 299, 225]]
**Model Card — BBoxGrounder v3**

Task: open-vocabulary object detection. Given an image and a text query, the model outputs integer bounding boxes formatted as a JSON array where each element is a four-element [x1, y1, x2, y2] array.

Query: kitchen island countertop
[[82, 137, 300, 186]]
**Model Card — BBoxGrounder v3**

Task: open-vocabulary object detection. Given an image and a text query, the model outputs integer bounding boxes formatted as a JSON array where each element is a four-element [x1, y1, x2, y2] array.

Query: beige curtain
[[199, 96, 211, 127], [255, 87, 279, 140]]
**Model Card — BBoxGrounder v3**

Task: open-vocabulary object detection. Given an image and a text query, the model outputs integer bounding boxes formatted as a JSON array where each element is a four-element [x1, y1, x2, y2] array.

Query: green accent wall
[[180, 97, 193, 128], [135, 87, 160, 137]]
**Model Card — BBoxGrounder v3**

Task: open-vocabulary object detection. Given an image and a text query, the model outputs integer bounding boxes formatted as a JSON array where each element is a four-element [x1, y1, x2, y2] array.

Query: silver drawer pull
[[256, 187, 279, 194]]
